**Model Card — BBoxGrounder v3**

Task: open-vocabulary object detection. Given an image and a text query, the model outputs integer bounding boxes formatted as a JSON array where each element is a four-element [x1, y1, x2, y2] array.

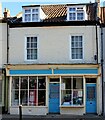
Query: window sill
[[10, 106, 48, 108], [60, 105, 84, 108]]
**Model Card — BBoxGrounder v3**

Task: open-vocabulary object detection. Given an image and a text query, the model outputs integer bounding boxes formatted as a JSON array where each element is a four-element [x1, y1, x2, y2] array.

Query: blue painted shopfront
[[9, 68, 98, 75], [49, 83, 60, 113], [9, 68, 98, 114], [86, 84, 97, 113]]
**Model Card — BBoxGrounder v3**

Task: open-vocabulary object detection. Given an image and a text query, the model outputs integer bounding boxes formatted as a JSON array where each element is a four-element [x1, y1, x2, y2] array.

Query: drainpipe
[[95, 23, 98, 64], [5, 19, 9, 114], [101, 24, 104, 116], [3, 8, 9, 64], [7, 22, 9, 64]]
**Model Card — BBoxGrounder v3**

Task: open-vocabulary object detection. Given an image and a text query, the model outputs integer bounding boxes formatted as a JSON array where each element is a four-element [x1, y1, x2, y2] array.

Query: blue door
[[49, 83, 60, 113], [86, 84, 97, 113]]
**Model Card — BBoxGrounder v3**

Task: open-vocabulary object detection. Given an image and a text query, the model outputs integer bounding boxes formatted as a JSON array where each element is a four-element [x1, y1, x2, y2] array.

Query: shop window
[[11, 76, 46, 106], [29, 76, 37, 106], [11, 77, 19, 106], [20, 77, 28, 106], [38, 77, 46, 106], [61, 77, 83, 106]]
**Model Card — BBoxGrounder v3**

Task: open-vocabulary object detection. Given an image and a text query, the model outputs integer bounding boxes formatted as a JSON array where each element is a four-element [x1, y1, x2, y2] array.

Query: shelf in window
[[60, 105, 84, 108]]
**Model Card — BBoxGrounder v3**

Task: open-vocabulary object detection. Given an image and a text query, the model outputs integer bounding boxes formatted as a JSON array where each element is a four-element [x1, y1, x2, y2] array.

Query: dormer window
[[22, 6, 40, 22], [67, 5, 87, 21]]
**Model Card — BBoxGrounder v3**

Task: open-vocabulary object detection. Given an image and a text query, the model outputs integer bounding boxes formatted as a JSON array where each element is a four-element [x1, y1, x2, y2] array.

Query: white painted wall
[[9, 26, 100, 64], [103, 28, 105, 82], [0, 23, 7, 68], [10, 107, 48, 115], [60, 107, 85, 115]]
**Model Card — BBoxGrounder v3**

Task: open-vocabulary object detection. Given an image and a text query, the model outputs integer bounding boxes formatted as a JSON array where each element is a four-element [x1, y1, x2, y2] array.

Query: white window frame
[[11, 76, 47, 107], [67, 5, 87, 21], [60, 76, 84, 106], [24, 35, 39, 61], [69, 34, 84, 60], [22, 7, 40, 22]]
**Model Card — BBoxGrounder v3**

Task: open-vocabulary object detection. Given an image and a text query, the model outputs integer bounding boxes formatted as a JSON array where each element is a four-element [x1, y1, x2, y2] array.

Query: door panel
[[49, 83, 60, 113], [86, 84, 96, 113]]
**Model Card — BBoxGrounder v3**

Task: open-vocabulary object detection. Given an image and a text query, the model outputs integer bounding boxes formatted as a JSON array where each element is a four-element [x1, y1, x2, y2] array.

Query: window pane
[[11, 90, 19, 106], [38, 77, 46, 89], [29, 77, 37, 106], [32, 14, 38, 21], [69, 13, 76, 20], [62, 77, 71, 89], [25, 9, 31, 13], [38, 77, 46, 106], [32, 8, 38, 12], [12, 77, 19, 89], [31, 42, 37, 48], [20, 90, 28, 106], [61, 90, 72, 105], [27, 42, 30, 48], [33, 37, 37, 42], [69, 8, 76, 11], [20, 77, 28, 89], [38, 90, 46, 106], [29, 76, 37, 89], [73, 90, 83, 105], [11, 77, 19, 106], [73, 77, 83, 89], [77, 13, 84, 20], [25, 14, 31, 21], [27, 37, 30, 42], [79, 41, 82, 47], [29, 90, 37, 106]]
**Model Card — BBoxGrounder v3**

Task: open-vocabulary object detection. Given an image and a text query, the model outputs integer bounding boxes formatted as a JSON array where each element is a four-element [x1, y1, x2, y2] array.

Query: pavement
[[1, 114, 105, 120]]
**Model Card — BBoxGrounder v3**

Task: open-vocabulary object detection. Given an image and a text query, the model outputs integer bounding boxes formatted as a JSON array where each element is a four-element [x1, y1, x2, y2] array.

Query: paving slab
[[1, 114, 105, 120]]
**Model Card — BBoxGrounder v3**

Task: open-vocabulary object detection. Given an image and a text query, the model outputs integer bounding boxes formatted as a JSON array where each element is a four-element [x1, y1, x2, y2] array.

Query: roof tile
[[41, 5, 67, 22]]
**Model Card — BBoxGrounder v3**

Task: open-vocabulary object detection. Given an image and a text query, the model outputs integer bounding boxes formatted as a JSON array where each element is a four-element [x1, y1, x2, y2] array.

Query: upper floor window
[[23, 7, 39, 22], [67, 6, 85, 21], [70, 35, 83, 60], [25, 36, 38, 61]]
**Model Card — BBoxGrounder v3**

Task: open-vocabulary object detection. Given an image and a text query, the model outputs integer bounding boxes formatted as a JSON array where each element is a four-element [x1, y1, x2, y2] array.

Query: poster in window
[[29, 91, 34, 105], [61, 83, 65, 90]]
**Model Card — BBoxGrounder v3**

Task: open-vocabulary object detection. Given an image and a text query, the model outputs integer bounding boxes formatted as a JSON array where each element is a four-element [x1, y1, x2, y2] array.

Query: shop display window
[[11, 77, 19, 106], [11, 76, 46, 106], [61, 77, 83, 106]]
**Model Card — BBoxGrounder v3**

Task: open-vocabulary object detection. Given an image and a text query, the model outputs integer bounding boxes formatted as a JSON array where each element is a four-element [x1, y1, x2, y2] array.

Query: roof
[[22, 5, 40, 7], [9, 21, 100, 28], [42, 5, 67, 22], [6, 3, 98, 23]]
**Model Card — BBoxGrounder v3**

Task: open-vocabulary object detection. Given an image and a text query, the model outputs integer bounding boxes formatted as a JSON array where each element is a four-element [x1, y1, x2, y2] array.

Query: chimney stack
[[3, 8, 10, 19]]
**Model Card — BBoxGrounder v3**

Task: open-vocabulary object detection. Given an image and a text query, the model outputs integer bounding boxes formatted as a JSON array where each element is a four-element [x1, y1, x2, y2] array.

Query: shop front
[[6, 64, 102, 115]]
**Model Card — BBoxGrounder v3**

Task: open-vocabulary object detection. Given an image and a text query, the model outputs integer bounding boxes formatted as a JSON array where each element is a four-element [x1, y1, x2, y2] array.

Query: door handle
[[90, 102, 92, 104]]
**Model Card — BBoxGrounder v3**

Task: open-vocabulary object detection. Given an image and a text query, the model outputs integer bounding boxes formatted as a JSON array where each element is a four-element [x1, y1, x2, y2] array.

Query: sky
[[1, 0, 105, 16]]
